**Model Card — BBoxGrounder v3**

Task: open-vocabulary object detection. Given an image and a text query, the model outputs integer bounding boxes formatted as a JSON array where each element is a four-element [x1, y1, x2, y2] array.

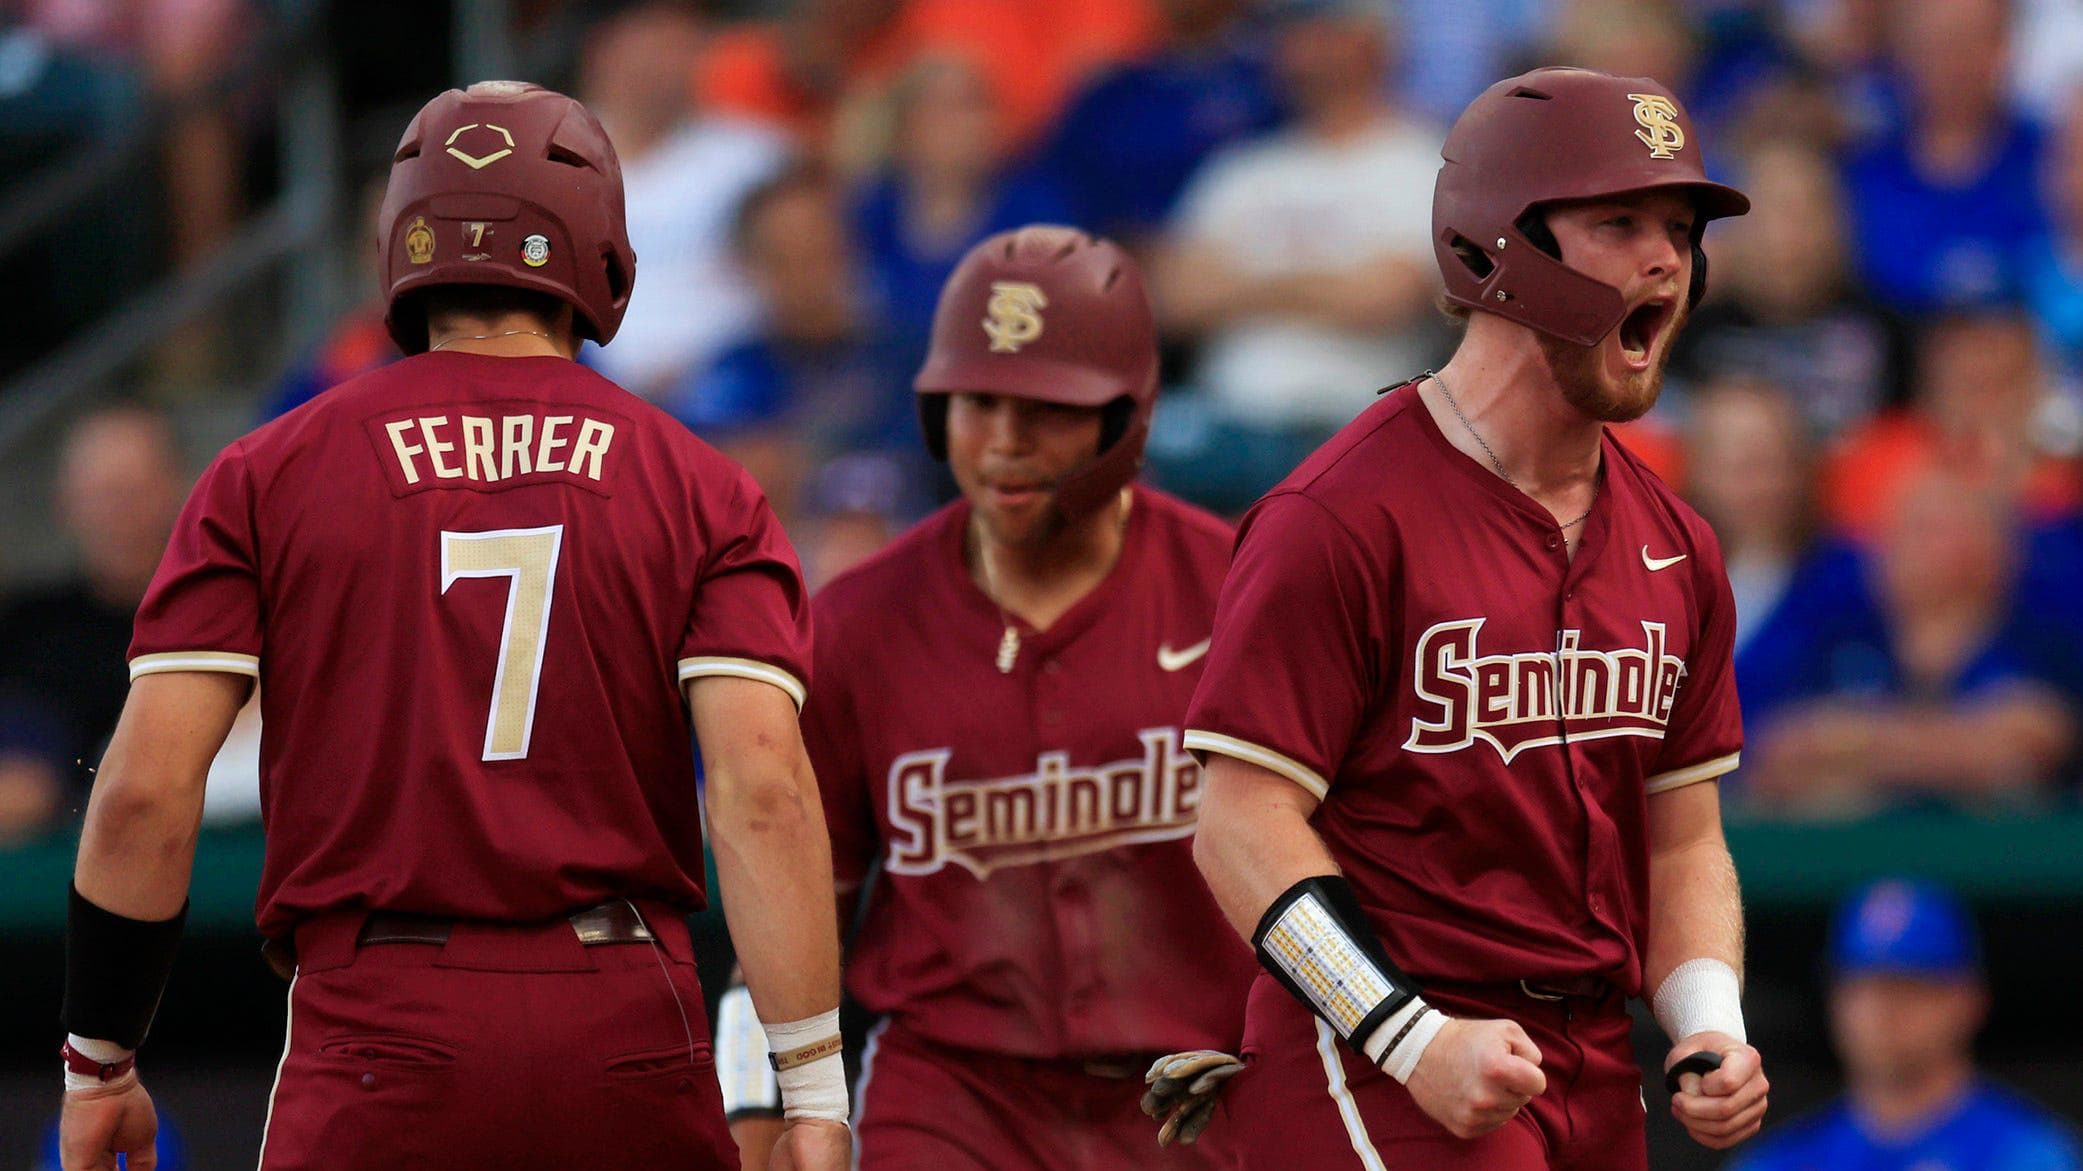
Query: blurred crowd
[[7, 0, 2083, 843]]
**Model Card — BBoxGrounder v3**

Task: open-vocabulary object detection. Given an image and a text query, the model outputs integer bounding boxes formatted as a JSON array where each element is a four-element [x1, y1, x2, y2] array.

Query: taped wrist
[[763, 1008, 847, 1123], [1652, 958, 1746, 1045], [1253, 876, 1421, 1064], [714, 983, 781, 1118], [62, 885, 186, 1050]]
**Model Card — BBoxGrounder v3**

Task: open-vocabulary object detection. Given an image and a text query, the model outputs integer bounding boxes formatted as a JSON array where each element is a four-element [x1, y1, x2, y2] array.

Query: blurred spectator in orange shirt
[[1823, 312, 2083, 542], [694, 0, 1154, 167]]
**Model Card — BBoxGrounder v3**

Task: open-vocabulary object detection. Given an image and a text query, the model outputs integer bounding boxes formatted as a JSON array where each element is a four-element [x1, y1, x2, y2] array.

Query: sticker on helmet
[[444, 122, 516, 170], [982, 281, 1048, 353], [405, 217, 435, 265], [521, 234, 551, 268]]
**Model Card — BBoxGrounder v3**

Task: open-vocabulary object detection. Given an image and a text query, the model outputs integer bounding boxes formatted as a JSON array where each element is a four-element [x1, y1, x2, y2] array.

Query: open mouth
[[1617, 298, 1674, 366]]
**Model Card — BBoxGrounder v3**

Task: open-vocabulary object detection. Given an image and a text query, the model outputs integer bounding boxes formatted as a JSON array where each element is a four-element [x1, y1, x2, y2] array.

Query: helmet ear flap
[[919, 394, 950, 461], [1687, 239, 1709, 309]]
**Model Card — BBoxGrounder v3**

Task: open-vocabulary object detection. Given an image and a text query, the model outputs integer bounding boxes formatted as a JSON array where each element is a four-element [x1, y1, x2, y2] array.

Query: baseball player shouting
[[57, 82, 848, 1171], [721, 226, 1256, 1170], [1185, 68, 1769, 1169]]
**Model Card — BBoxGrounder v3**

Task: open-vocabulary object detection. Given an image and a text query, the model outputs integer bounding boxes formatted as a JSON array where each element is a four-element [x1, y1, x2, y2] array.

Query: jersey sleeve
[[1647, 524, 1743, 794], [1184, 491, 1387, 800], [128, 443, 264, 680], [677, 466, 812, 710], [799, 603, 879, 898]]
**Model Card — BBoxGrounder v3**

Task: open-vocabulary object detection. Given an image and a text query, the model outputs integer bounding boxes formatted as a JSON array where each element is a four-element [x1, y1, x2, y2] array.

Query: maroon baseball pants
[[255, 903, 737, 1170], [852, 1018, 1240, 1171], [1224, 973, 1648, 1171]]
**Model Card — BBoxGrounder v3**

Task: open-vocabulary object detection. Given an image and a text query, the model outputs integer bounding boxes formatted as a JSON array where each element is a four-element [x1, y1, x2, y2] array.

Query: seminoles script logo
[[1404, 620, 1687, 763], [887, 728, 1200, 878]]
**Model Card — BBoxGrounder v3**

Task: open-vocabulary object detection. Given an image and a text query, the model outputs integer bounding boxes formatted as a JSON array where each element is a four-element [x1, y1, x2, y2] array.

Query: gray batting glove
[[1140, 1050, 1245, 1146]]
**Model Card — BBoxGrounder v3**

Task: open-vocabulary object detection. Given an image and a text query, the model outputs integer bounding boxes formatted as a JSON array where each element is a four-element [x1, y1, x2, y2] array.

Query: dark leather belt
[[357, 901, 656, 948], [1518, 975, 1610, 1001]]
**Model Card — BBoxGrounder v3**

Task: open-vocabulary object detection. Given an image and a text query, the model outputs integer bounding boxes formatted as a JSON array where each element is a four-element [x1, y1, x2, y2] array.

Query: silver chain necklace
[[429, 329, 554, 351], [1427, 370, 1599, 531], [973, 490, 1132, 674]]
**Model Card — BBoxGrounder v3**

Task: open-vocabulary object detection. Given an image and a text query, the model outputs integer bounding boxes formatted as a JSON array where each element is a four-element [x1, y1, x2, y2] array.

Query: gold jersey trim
[[1182, 730, 1330, 800], [1645, 750, 1741, 794], [129, 651, 261, 680], [678, 656, 807, 711]]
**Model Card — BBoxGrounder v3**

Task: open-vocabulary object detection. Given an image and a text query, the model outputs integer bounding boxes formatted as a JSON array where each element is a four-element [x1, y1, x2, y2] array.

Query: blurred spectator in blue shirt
[[2022, 88, 2083, 394], [1682, 377, 1857, 660], [1677, 140, 1910, 438], [576, 2, 794, 400], [1736, 469, 2078, 815], [795, 453, 928, 594], [665, 167, 923, 526], [1726, 879, 2083, 1171], [0, 406, 185, 842], [852, 51, 1075, 365], [1039, 0, 1284, 248], [1393, 0, 1552, 126], [1841, 0, 2051, 314]]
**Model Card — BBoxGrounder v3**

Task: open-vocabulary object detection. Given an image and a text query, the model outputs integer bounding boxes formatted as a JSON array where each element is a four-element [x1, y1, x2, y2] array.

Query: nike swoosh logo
[[1641, 546, 1688, 572], [1158, 637, 1213, 672]]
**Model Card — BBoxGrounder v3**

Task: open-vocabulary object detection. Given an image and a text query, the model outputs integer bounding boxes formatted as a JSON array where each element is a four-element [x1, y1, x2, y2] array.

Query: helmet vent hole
[[1448, 235, 1494, 279], [546, 144, 595, 171], [394, 142, 421, 162], [1506, 86, 1553, 101], [1513, 212, 1561, 260], [1102, 266, 1121, 291]]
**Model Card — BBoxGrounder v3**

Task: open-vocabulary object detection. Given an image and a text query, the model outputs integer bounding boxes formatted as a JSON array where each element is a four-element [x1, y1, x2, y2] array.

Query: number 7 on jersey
[[441, 525, 564, 761]]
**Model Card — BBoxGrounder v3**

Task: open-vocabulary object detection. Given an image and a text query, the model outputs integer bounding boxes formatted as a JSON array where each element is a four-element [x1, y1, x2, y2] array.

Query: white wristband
[[1359, 997, 1448, 1084], [715, 985, 781, 1115], [1652, 958, 1746, 1045], [764, 1009, 848, 1123], [62, 1034, 136, 1093]]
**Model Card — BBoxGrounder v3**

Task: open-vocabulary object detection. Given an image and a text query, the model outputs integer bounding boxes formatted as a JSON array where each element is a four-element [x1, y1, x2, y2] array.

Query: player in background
[[719, 226, 1257, 1170], [1727, 879, 2082, 1171], [1184, 68, 1769, 1169], [56, 82, 848, 1171]]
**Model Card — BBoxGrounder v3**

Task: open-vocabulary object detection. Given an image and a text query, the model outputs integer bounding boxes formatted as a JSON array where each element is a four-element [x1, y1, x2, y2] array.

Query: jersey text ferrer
[[805, 488, 1257, 1058], [1185, 380, 1742, 996], [129, 351, 810, 938]]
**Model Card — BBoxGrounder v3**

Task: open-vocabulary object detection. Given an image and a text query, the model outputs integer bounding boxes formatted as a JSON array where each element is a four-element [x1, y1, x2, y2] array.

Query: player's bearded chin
[[1538, 296, 1688, 424]]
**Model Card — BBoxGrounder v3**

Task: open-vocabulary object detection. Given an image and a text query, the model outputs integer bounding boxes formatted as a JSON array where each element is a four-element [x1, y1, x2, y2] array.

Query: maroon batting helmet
[[378, 81, 637, 354], [915, 226, 1159, 518], [1433, 67, 1749, 347]]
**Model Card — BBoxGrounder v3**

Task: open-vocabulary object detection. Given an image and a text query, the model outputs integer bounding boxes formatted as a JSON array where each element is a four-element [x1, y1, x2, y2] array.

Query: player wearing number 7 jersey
[[56, 82, 850, 1171]]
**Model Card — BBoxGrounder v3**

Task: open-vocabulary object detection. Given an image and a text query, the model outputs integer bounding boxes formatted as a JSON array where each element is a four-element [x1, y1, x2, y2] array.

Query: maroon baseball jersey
[[802, 486, 1257, 1058], [130, 351, 810, 938], [1184, 380, 1741, 998]]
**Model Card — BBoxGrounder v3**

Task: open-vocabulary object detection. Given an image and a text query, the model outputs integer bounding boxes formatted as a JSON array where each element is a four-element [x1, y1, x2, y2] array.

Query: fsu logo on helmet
[[982, 280, 1048, 353], [1628, 93, 1685, 160]]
